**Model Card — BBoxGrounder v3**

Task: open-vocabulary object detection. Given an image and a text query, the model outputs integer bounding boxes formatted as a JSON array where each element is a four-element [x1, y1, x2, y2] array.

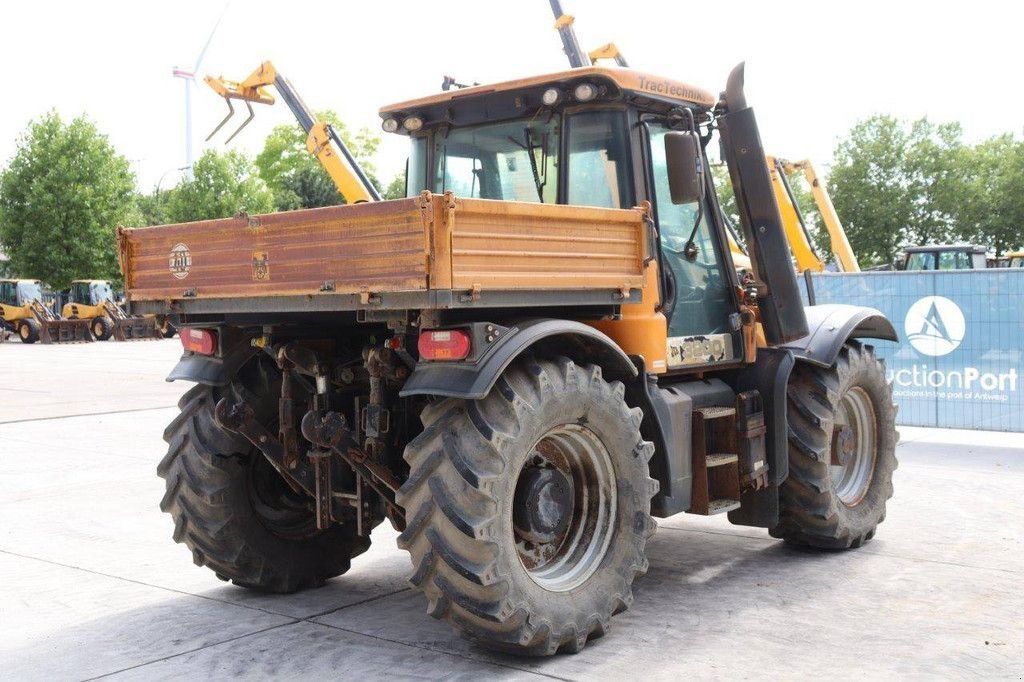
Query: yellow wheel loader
[[119, 7, 898, 657], [63, 279, 168, 341], [0, 279, 92, 344]]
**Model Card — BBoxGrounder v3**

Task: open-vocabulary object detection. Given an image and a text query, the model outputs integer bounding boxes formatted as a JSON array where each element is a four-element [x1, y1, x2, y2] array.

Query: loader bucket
[[39, 318, 93, 344], [112, 316, 162, 341]]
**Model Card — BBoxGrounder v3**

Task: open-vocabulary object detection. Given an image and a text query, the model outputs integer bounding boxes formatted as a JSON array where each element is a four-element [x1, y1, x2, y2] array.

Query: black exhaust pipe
[[717, 64, 808, 344]]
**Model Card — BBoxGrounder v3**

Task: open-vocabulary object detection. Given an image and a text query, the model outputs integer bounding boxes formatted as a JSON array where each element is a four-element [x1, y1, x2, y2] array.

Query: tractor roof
[[903, 244, 987, 254], [379, 66, 716, 128]]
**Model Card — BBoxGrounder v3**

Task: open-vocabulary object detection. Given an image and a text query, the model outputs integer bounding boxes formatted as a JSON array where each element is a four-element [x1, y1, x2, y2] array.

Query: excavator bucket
[[39, 318, 93, 344], [112, 316, 162, 341]]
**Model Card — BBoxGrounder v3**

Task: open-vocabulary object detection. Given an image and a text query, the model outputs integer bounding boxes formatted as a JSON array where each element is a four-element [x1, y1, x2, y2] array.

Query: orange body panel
[[118, 193, 648, 303], [587, 263, 668, 374]]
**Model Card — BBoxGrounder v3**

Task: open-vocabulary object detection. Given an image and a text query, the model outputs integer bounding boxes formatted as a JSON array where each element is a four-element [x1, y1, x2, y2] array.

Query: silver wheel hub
[[830, 386, 878, 506], [513, 424, 616, 592]]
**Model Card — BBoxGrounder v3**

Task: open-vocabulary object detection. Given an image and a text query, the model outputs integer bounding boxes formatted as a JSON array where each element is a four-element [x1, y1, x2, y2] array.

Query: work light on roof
[[542, 87, 562, 106], [573, 83, 597, 102], [381, 117, 400, 133], [403, 116, 424, 132]]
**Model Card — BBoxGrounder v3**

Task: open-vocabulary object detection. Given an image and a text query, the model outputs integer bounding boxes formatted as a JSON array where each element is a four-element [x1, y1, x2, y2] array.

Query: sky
[[0, 0, 1021, 192]]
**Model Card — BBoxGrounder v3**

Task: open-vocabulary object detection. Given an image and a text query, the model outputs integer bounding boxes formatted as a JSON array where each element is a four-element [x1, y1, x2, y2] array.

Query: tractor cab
[[899, 244, 989, 271], [379, 66, 786, 372], [68, 279, 115, 306]]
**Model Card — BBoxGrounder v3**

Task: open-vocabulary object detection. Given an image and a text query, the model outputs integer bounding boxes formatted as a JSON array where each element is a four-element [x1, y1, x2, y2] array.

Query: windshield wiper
[[509, 129, 548, 202]]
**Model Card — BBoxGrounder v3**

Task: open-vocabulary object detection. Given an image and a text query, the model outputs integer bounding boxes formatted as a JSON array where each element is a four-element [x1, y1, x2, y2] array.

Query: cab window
[[906, 252, 935, 270], [647, 123, 735, 340], [938, 250, 971, 270], [566, 111, 632, 208], [432, 118, 560, 203], [405, 136, 428, 197]]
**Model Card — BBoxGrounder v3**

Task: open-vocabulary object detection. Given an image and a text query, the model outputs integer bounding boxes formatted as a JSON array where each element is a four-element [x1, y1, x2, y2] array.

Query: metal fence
[[803, 270, 1024, 432]]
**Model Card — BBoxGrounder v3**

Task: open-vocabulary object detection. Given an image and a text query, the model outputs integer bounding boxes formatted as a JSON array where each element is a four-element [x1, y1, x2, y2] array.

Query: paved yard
[[1, 341, 1021, 679]]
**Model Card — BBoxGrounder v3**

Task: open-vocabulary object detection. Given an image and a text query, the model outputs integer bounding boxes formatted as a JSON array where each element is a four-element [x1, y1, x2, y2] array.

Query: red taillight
[[180, 327, 217, 355], [417, 329, 471, 361]]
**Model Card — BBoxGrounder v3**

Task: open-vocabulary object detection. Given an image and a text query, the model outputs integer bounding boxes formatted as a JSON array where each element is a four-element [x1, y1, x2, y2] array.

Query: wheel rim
[[93, 321, 103, 337], [830, 386, 877, 506], [19, 324, 29, 339], [513, 424, 616, 592]]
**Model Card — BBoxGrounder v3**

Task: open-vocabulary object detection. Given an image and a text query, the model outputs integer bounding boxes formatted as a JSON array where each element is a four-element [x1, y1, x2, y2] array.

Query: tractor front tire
[[398, 357, 658, 655], [91, 316, 113, 341], [772, 343, 897, 549], [19, 320, 39, 344], [158, 383, 370, 592]]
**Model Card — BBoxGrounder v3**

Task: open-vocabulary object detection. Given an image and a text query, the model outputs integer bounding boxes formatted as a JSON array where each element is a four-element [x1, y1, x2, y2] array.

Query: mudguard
[[166, 342, 257, 385], [782, 304, 897, 368], [399, 319, 636, 400]]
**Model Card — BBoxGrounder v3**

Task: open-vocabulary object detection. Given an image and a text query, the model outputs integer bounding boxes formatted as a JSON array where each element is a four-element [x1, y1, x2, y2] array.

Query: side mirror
[[664, 131, 703, 205]]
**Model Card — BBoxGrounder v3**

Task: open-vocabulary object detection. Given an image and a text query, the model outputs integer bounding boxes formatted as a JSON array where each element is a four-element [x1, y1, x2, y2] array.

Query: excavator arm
[[767, 156, 860, 273], [204, 61, 381, 204]]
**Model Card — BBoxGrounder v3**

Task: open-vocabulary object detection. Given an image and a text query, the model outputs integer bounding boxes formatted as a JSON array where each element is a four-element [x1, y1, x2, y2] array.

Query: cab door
[[645, 122, 742, 370]]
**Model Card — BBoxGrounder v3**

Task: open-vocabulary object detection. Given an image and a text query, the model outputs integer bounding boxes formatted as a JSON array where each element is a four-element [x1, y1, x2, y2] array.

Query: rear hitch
[[213, 396, 351, 529], [301, 409, 405, 531]]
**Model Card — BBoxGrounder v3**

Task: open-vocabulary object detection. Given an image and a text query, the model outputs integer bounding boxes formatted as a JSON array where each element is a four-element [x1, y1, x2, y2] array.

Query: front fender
[[399, 319, 637, 400], [782, 304, 898, 368]]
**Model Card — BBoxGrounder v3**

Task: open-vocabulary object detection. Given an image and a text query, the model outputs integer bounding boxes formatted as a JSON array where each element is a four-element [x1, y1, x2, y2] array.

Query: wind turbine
[[172, 5, 228, 180]]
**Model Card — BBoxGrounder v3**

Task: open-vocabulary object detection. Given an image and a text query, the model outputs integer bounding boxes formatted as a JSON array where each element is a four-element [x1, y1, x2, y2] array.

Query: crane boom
[[767, 156, 860, 273], [204, 61, 381, 203], [548, 0, 588, 68]]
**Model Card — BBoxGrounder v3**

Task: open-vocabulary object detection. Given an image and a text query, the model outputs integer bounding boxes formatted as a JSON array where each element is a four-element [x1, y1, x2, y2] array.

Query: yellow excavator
[[204, 62, 380, 204], [62, 279, 167, 340], [0, 278, 92, 344], [1007, 251, 1024, 268]]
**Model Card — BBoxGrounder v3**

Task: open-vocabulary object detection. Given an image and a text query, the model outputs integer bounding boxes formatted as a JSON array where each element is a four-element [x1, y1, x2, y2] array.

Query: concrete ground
[[1, 340, 1022, 680]]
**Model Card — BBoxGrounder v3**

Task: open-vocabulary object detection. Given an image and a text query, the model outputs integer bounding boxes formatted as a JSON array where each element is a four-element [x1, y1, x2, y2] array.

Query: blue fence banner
[[803, 270, 1024, 432]]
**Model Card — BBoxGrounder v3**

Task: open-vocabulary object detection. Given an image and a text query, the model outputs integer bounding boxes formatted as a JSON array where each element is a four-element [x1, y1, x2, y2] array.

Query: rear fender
[[399, 319, 636, 400], [166, 333, 257, 385]]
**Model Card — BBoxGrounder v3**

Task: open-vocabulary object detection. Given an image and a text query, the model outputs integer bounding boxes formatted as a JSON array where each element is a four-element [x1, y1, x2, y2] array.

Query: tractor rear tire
[[158, 382, 370, 592], [771, 343, 897, 549], [19, 320, 39, 344], [91, 316, 113, 341], [398, 356, 658, 655]]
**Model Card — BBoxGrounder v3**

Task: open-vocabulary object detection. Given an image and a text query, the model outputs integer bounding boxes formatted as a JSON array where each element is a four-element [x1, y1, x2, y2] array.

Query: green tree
[[165, 149, 273, 223], [255, 111, 382, 210], [955, 135, 1024, 256], [712, 162, 818, 255], [828, 115, 964, 266], [136, 189, 173, 226], [382, 173, 406, 200], [0, 112, 137, 289]]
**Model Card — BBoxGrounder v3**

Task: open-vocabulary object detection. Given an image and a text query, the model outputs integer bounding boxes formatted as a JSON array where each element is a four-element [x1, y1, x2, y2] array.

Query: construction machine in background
[[1008, 251, 1024, 268], [204, 61, 380, 204], [768, 156, 860, 273], [897, 244, 989, 271], [62, 279, 169, 341], [0, 279, 92, 344]]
